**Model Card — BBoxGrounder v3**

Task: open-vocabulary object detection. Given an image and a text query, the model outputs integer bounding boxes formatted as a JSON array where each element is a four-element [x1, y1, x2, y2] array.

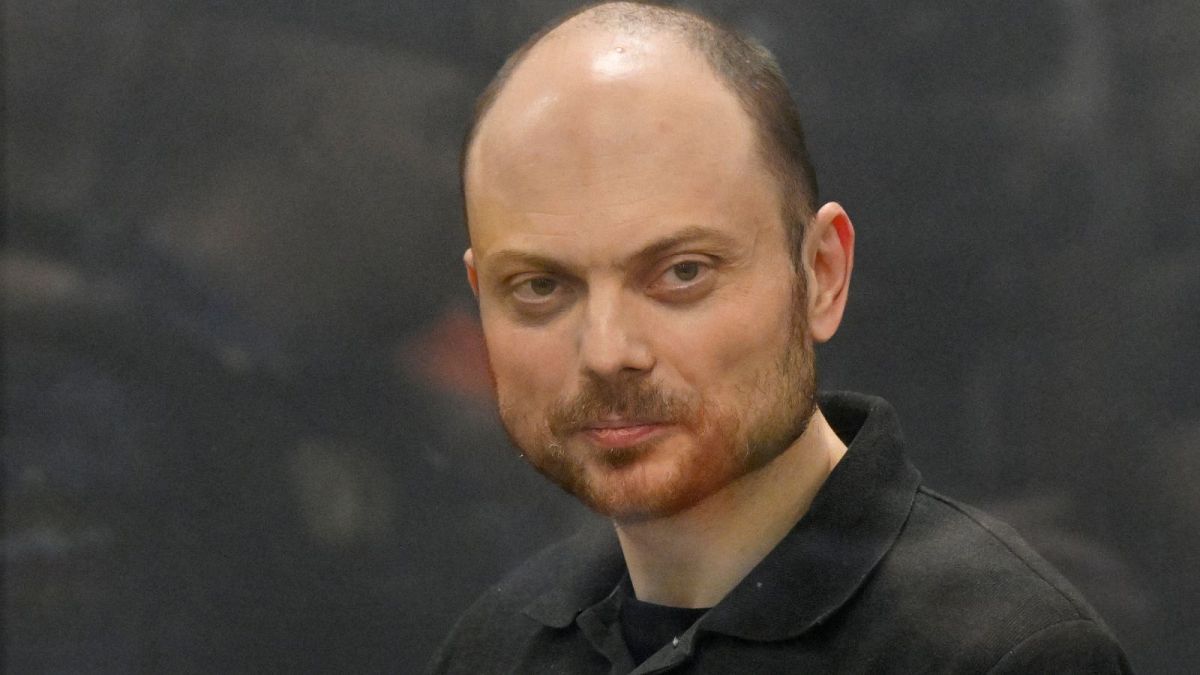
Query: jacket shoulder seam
[[985, 618, 1109, 673], [916, 487, 1090, 620]]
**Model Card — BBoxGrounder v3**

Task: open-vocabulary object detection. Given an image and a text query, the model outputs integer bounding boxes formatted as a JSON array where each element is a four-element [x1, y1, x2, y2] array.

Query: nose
[[578, 286, 655, 379]]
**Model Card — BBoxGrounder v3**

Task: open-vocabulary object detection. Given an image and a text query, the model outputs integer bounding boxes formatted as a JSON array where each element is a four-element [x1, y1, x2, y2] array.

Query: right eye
[[511, 275, 562, 304]]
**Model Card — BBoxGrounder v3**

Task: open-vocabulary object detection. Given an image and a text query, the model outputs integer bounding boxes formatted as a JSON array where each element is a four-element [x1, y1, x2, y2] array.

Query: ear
[[464, 248, 480, 298], [805, 202, 855, 343]]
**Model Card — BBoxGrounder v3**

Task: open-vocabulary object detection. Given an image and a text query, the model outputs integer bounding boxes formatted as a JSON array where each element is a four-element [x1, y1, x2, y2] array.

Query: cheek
[[483, 321, 575, 401], [658, 284, 796, 389]]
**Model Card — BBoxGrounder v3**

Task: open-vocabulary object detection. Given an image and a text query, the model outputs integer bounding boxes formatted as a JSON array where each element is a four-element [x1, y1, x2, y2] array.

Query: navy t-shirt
[[619, 586, 710, 665]]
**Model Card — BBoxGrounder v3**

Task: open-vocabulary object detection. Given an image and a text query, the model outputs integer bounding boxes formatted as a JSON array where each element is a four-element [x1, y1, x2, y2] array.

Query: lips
[[581, 421, 668, 448]]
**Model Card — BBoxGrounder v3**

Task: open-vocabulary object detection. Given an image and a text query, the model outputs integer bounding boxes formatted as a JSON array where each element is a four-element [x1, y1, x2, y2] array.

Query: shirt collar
[[523, 391, 922, 641], [522, 522, 625, 628]]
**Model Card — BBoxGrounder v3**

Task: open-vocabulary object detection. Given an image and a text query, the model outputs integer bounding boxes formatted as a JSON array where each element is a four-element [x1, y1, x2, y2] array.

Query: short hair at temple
[[459, 1, 821, 264]]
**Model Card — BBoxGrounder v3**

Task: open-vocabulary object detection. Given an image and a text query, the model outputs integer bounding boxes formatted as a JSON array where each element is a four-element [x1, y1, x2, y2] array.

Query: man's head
[[462, 1, 820, 265], [461, 1, 854, 522]]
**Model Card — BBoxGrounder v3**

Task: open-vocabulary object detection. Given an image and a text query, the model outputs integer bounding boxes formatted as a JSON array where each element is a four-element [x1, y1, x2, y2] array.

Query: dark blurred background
[[4, 0, 1198, 672]]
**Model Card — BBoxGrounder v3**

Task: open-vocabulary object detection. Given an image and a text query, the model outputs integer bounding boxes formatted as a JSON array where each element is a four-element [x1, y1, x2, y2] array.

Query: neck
[[613, 407, 846, 608]]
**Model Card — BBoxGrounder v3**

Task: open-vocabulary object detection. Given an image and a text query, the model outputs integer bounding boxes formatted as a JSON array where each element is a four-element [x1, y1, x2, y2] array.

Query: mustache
[[546, 376, 696, 436]]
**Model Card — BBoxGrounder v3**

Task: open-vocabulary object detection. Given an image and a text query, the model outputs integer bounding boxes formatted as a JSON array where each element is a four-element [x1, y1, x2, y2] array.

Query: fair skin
[[463, 19, 855, 608]]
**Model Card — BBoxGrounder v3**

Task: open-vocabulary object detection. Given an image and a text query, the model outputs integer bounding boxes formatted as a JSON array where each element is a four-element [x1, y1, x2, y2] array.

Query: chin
[[556, 439, 742, 522]]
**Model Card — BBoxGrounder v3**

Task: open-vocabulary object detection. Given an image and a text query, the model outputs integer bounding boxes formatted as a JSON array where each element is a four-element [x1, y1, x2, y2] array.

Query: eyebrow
[[630, 225, 743, 264], [483, 250, 574, 277], [484, 225, 744, 276]]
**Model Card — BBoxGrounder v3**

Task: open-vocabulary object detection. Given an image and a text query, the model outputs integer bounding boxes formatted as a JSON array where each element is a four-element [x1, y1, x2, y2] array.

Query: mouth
[[580, 420, 669, 449]]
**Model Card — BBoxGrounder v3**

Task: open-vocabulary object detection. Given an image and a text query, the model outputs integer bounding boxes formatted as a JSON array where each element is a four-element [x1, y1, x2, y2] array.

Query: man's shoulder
[[901, 487, 1098, 620], [427, 520, 620, 674], [848, 486, 1128, 670]]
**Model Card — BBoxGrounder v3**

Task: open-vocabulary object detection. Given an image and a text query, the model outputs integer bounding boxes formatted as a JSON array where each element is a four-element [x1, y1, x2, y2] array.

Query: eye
[[527, 277, 557, 296], [650, 257, 716, 301], [660, 259, 710, 286], [669, 261, 701, 282], [512, 275, 559, 300]]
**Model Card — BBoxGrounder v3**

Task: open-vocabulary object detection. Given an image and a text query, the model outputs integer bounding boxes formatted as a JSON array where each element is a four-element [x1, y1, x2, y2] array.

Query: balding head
[[461, 1, 819, 263], [458, 2, 856, 523]]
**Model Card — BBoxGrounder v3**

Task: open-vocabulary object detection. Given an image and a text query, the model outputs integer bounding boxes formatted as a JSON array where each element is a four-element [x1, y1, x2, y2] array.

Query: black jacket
[[430, 392, 1130, 674]]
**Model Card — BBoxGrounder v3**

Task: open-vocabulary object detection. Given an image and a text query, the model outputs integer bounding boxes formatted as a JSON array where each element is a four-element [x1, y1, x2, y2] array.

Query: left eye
[[662, 260, 711, 286], [651, 259, 715, 300], [669, 261, 701, 282]]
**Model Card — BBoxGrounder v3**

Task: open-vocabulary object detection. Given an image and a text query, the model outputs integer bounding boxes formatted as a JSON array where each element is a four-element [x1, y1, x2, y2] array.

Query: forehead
[[466, 24, 780, 259]]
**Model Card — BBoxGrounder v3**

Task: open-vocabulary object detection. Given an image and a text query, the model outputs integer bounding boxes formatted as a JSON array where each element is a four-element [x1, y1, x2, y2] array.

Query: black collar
[[522, 391, 922, 642]]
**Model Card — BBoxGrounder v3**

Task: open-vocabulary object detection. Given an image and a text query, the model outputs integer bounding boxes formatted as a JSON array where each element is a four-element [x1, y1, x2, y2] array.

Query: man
[[431, 2, 1130, 672]]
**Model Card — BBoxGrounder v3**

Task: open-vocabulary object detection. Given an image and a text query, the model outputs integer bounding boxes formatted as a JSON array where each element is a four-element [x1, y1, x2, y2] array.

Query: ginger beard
[[492, 278, 817, 522]]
